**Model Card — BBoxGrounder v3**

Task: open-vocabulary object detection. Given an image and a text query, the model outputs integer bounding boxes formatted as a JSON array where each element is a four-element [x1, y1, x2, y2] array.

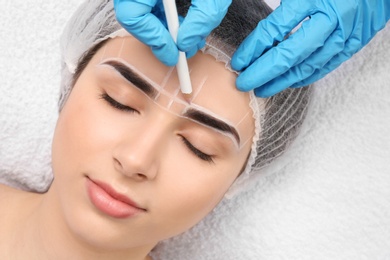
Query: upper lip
[[88, 177, 146, 211]]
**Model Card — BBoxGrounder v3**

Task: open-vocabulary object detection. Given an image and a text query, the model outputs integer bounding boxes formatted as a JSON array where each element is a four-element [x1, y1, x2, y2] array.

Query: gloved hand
[[231, 0, 390, 97], [113, 0, 231, 66]]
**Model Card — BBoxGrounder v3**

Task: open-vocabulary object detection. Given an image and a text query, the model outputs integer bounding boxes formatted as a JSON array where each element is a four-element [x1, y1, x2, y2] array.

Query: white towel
[[0, 1, 83, 191], [1, 1, 389, 259]]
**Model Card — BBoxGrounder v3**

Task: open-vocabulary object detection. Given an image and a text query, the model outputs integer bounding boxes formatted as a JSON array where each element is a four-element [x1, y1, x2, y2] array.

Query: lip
[[86, 177, 146, 219]]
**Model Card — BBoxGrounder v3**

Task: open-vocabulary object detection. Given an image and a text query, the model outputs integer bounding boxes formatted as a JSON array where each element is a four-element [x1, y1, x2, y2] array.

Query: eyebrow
[[102, 60, 158, 99], [102, 59, 241, 146], [183, 108, 240, 145]]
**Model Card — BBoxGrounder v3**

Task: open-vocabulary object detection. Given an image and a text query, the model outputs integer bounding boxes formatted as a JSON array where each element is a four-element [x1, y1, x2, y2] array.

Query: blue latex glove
[[231, 0, 390, 97], [113, 0, 231, 66]]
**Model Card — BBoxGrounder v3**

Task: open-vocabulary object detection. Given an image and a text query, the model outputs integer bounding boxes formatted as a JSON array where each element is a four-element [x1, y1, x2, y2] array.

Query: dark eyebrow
[[102, 60, 158, 99], [102, 60, 240, 145], [183, 108, 240, 145]]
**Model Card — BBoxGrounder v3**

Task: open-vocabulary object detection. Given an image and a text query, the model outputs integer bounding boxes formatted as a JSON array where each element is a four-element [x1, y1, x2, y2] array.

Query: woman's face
[[51, 36, 254, 251]]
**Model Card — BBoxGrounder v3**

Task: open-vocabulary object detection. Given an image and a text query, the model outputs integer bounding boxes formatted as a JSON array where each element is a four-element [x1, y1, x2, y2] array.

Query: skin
[[0, 36, 254, 259]]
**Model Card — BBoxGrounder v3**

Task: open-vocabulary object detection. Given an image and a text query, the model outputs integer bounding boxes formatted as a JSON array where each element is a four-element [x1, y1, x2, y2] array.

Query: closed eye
[[180, 136, 214, 163], [100, 93, 138, 113], [101, 93, 213, 163]]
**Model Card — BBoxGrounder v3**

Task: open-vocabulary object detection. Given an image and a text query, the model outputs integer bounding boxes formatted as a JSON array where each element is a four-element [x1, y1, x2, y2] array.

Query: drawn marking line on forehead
[[240, 133, 253, 151], [117, 37, 126, 57], [160, 67, 175, 91], [98, 58, 245, 150], [99, 44, 108, 64], [190, 76, 207, 103], [167, 87, 181, 109], [100, 58, 188, 105], [235, 110, 251, 127], [155, 67, 174, 101]]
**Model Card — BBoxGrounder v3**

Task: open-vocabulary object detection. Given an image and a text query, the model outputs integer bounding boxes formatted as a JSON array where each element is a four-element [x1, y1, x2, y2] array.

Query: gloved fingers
[[289, 57, 343, 88], [231, 2, 316, 72], [114, 0, 179, 66], [177, 0, 232, 52], [185, 38, 206, 58], [253, 76, 288, 97], [290, 0, 390, 88], [235, 12, 336, 92], [138, 13, 179, 66], [177, 13, 205, 58], [254, 27, 346, 96], [150, 0, 167, 25], [114, 0, 154, 12], [114, 0, 158, 25], [290, 34, 361, 88]]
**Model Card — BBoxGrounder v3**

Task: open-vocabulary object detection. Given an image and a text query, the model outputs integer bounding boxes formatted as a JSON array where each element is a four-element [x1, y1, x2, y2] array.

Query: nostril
[[136, 173, 147, 181], [114, 158, 123, 170], [114, 157, 145, 180]]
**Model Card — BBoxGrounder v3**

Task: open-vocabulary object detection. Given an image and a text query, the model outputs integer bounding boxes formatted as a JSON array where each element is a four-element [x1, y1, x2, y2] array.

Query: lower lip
[[86, 178, 143, 219]]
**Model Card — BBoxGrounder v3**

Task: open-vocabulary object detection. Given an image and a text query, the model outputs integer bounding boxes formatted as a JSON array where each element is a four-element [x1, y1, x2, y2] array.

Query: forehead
[[96, 36, 254, 146]]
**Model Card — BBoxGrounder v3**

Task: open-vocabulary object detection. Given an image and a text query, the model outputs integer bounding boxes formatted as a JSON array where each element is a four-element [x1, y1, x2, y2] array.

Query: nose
[[112, 118, 168, 181]]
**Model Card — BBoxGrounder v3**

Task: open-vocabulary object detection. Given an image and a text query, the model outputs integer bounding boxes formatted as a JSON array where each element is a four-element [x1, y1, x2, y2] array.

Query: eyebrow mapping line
[[155, 67, 174, 101], [183, 106, 240, 147], [99, 58, 244, 150], [160, 67, 175, 90], [190, 76, 207, 103], [167, 87, 181, 109], [100, 59, 159, 99], [99, 45, 108, 63], [235, 110, 250, 127], [104, 58, 195, 107], [117, 38, 126, 57]]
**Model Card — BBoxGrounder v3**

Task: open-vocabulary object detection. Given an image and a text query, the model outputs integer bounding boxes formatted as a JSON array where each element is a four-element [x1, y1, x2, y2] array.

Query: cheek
[[150, 154, 243, 238], [51, 86, 117, 175]]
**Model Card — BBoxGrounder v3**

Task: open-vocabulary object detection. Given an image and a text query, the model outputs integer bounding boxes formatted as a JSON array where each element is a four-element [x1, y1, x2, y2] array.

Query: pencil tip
[[183, 93, 192, 103]]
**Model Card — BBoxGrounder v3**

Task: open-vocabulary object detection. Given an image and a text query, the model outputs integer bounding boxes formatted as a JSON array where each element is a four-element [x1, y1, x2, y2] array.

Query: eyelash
[[180, 136, 214, 163], [100, 93, 213, 163], [100, 93, 138, 113]]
